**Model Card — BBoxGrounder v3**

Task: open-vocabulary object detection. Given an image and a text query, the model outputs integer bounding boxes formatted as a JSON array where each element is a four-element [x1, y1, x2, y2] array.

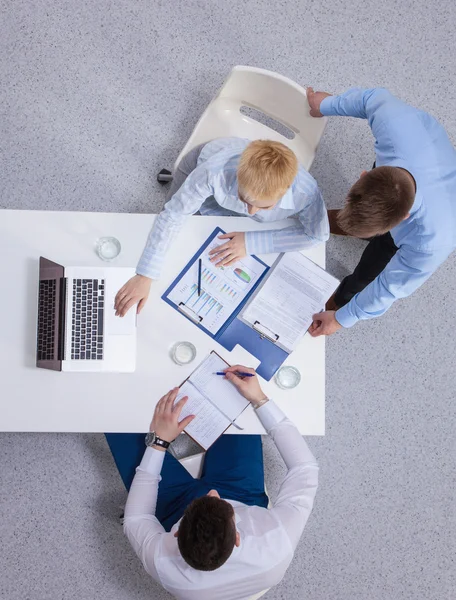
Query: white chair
[[157, 65, 327, 183]]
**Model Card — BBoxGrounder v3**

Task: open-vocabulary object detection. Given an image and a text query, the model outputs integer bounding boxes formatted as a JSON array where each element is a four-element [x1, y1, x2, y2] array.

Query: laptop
[[36, 257, 137, 372]]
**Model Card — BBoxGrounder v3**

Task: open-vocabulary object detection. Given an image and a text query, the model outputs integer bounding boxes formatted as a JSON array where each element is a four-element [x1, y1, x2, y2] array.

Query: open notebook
[[175, 352, 250, 451]]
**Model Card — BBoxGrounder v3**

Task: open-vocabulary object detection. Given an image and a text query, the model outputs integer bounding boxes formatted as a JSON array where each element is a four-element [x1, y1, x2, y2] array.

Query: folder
[[162, 227, 288, 380]]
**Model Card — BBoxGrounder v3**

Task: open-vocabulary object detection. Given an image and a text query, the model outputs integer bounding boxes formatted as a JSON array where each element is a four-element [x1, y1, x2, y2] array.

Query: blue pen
[[197, 258, 202, 296], [214, 371, 255, 377]]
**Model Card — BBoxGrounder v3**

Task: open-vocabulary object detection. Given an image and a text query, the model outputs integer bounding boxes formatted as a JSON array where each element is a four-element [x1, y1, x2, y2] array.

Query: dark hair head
[[177, 496, 236, 571], [338, 166, 416, 237]]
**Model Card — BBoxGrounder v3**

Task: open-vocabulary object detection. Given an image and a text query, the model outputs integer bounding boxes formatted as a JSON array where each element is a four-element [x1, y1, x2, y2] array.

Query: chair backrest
[[174, 65, 327, 171]]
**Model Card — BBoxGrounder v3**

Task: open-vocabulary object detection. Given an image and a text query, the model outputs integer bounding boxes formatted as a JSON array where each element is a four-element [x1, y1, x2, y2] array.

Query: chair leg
[[157, 168, 173, 184]]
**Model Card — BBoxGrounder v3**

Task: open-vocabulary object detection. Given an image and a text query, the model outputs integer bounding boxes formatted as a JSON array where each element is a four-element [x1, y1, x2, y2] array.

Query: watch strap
[[153, 437, 170, 449], [145, 432, 171, 449]]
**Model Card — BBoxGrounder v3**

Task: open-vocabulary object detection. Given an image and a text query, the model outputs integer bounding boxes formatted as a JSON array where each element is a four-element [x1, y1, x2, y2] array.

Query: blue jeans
[[105, 433, 268, 532]]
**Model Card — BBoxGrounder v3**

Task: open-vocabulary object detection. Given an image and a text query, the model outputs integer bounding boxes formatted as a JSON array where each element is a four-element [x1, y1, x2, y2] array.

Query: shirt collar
[[277, 185, 295, 209]]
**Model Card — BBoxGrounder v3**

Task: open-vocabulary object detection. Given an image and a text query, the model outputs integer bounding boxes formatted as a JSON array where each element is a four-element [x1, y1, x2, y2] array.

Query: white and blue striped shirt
[[137, 138, 329, 279]]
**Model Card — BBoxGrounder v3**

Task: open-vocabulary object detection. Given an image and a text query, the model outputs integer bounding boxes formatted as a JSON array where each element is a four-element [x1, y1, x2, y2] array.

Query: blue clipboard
[[162, 227, 289, 380]]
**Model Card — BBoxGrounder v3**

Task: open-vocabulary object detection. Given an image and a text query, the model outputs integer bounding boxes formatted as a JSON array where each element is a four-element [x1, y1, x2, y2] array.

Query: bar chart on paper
[[167, 237, 268, 335]]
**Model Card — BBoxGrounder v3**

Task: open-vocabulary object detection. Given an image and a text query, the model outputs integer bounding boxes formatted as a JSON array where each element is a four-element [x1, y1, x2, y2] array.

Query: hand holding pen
[[222, 365, 269, 407]]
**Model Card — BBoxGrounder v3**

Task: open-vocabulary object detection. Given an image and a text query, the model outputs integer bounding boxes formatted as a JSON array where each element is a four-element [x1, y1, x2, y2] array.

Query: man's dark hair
[[177, 496, 236, 571], [338, 166, 416, 237]]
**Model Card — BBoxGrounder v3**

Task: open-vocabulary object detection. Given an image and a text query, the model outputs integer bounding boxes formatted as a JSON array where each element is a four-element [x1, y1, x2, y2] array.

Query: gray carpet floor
[[1, 1, 455, 599]]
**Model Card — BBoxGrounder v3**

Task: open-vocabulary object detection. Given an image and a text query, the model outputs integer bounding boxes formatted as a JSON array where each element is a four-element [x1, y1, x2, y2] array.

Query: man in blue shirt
[[307, 87, 456, 337]]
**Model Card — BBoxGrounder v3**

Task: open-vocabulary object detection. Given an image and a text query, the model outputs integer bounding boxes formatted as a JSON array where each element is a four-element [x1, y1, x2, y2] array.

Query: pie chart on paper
[[234, 268, 251, 284]]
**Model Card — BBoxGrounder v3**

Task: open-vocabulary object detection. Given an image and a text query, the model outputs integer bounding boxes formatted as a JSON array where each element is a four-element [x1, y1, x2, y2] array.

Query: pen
[[197, 258, 202, 296], [214, 371, 255, 378]]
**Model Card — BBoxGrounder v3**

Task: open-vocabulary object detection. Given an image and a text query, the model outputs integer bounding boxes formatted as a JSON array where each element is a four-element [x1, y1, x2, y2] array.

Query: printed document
[[167, 234, 268, 335], [240, 252, 339, 352]]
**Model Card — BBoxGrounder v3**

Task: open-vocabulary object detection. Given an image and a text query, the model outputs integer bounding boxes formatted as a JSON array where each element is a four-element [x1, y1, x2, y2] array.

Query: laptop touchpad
[[105, 276, 137, 335], [108, 307, 136, 335]]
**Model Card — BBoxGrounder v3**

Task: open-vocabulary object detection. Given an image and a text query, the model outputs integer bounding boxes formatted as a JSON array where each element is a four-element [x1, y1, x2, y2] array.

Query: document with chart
[[163, 228, 269, 336], [239, 252, 339, 352]]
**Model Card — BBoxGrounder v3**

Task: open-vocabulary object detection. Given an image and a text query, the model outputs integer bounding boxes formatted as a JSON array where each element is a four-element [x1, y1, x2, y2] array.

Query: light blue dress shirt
[[137, 137, 329, 279], [321, 88, 456, 328]]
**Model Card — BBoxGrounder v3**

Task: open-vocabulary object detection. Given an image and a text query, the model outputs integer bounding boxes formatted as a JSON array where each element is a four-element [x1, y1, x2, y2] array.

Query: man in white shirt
[[107, 365, 319, 600]]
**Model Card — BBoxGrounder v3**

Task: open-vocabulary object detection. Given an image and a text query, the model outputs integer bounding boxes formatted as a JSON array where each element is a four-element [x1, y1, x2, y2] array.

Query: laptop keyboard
[[71, 279, 105, 360], [37, 279, 57, 360]]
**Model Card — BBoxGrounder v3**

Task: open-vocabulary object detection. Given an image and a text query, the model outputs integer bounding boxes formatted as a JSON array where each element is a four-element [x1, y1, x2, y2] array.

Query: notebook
[[175, 352, 251, 451]]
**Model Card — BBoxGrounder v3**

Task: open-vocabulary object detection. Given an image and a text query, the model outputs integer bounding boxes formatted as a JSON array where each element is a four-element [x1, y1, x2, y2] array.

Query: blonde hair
[[237, 140, 298, 202]]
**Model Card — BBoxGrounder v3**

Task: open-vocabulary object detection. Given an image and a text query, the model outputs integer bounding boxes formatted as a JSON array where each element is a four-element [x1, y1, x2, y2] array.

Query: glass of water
[[96, 237, 121, 261], [275, 366, 301, 389], [171, 342, 197, 366]]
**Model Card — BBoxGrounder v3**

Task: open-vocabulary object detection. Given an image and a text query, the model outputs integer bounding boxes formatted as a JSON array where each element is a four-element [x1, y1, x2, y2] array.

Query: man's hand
[[208, 232, 246, 267], [149, 388, 195, 444], [224, 365, 268, 406], [308, 311, 342, 337], [114, 274, 152, 317], [307, 87, 332, 118]]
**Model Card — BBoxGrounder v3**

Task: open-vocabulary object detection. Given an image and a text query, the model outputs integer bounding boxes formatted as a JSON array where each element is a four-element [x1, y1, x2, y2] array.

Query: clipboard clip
[[252, 321, 279, 343], [178, 302, 203, 323]]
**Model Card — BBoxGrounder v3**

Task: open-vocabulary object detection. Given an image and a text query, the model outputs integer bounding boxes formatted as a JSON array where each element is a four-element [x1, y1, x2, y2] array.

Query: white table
[[0, 210, 326, 435]]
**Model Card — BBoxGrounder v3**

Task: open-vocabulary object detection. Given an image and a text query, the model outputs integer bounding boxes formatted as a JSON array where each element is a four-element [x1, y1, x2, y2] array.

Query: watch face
[[145, 432, 156, 447]]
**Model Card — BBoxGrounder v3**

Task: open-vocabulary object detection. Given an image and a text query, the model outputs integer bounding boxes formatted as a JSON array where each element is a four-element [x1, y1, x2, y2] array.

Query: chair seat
[[179, 452, 205, 479]]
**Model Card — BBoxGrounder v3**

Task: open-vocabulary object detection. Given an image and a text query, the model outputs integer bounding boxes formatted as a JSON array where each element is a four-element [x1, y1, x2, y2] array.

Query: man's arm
[[308, 87, 415, 148], [255, 402, 318, 550], [244, 189, 329, 255], [137, 168, 214, 280], [319, 87, 411, 131], [336, 245, 449, 327], [123, 448, 166, 579], [224, 368, 318, 551], [123, 389, 195, 579]]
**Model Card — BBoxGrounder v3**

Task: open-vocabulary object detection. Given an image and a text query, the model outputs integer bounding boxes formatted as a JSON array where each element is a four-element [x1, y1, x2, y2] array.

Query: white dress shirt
[[137, 137, 329, 279], [123, 401, 319, 600]]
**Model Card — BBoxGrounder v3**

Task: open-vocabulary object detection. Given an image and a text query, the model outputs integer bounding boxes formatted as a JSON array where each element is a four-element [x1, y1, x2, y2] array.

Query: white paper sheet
[[176, 381, 230, 451], [241, 252, 339, 352], [189, 353, 250, 422], [167, 234, 268, 335]]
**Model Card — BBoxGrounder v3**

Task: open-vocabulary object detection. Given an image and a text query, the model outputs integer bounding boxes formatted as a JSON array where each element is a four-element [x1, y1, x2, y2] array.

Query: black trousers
[[334, 232, 398, 307]]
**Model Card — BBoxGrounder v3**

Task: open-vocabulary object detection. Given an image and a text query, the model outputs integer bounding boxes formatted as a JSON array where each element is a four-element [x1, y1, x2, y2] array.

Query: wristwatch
[[145, 431, 171, 449]]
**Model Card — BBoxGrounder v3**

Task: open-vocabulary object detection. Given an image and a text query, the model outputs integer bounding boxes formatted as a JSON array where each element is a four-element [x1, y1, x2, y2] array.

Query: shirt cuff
[[136, 255, 161, 280], [245, 230, 275, 255], [137, 446, 166, 476], [335, 303, 359, 328], [320, 96, 338, 116], [255, 400, 287, 431]]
